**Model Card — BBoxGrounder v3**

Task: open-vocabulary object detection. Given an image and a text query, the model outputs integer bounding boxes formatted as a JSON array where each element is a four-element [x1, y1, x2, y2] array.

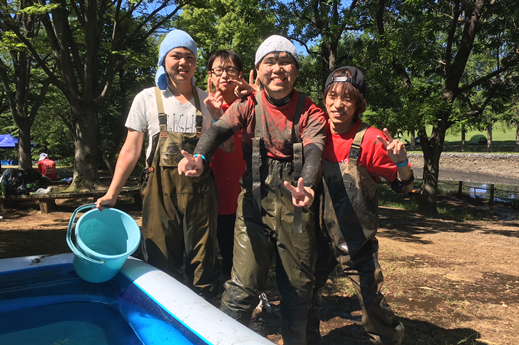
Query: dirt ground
[[0, 157, 518, 345], [408, 154, 519, 185]]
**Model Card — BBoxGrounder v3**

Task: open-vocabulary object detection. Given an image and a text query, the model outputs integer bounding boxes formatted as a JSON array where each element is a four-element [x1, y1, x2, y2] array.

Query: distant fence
[[437, 180, 518, 205]]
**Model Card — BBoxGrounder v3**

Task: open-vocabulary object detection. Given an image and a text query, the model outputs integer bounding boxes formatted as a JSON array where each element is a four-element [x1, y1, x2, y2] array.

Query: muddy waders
[[140, 87, 220, 299], [220, 93, 317, 345], [307, 123, 405, 345]]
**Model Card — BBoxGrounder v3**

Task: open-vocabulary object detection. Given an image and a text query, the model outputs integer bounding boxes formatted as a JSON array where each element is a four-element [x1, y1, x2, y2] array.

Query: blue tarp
[[0, 134, 36, 148], [0, 134, 18, 149]]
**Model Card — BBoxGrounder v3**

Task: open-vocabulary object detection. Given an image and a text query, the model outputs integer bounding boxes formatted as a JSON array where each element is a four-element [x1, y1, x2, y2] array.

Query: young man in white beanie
[[178, 35, 327, 345], [96, 29, 220, 300]]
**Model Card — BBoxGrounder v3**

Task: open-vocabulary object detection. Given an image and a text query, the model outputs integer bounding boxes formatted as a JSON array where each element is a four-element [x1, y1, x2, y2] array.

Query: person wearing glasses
[[95, 29, 221, 300], [178, 35, 327, 345], [204, 50, 248, 279]]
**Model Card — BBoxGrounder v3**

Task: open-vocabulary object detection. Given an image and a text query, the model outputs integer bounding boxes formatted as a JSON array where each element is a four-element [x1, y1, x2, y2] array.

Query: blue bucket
[[66, 204, 141, 283]]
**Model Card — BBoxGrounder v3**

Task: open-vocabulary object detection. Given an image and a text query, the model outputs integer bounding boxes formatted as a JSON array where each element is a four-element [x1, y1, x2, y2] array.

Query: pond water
[[436, 180, 519, 205]]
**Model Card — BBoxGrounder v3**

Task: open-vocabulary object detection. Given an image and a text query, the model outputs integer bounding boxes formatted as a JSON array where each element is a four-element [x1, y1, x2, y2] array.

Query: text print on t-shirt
[[170, 112, 197, 133]]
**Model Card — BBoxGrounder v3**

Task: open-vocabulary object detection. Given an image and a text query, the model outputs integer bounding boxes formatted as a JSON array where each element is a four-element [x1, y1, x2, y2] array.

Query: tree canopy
[[0, 0, 517, 212]]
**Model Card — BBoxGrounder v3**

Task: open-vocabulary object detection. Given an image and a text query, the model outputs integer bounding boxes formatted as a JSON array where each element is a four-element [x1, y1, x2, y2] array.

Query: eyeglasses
[[210, 66, 239, 76]]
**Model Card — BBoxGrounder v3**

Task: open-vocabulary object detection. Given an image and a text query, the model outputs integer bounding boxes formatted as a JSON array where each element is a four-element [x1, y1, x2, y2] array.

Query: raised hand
[[376, 128, 407, 165], [177, 150, 205, 177], [234, 70, 259, 98], [283, 177, 315, 208], [204, 76, 224, 121]]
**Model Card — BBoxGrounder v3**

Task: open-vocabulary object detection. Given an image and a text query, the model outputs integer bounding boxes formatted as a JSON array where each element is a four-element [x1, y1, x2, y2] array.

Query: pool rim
[[0, 253, 272, 345]]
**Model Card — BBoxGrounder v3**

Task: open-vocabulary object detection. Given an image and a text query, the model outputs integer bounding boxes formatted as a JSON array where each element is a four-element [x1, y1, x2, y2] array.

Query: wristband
[[193, 154, 206, 161], [395, 158, 408, 168]]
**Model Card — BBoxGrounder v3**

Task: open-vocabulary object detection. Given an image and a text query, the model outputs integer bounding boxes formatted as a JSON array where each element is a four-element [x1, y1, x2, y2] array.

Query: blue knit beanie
[[155, 29, 197, 90]]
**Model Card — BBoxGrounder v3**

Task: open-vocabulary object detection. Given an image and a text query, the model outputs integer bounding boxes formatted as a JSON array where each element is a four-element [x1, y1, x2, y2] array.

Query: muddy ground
[[408, 154, 519, 186], [0, 156, 518, 345]]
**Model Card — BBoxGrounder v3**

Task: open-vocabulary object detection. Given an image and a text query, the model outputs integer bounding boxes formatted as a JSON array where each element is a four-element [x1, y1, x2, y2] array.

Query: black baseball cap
[[324, 66, 366, 97]]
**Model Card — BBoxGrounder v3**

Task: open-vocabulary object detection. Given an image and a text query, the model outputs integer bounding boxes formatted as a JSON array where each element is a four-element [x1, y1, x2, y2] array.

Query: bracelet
[[193, 154, 206, 161], [395, 158, 409, 168]]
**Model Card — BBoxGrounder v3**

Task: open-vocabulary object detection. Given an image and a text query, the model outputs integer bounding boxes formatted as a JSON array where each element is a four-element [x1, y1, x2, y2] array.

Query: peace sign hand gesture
[[376, 128, 408, 165], [177, 150, 205, 177], [283, 177, 315, 208], [204, 76, 224, 121], [234, 70, 259, 98]]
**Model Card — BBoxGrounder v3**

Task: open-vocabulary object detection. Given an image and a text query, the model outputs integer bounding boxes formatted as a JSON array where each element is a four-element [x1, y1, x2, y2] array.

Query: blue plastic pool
[[0, 254, 272, 345]]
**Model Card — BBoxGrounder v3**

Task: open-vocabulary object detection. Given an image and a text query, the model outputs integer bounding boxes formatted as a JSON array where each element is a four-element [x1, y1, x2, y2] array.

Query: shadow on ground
[[378, 206, 519, 242], [320, 294, 484, 345]]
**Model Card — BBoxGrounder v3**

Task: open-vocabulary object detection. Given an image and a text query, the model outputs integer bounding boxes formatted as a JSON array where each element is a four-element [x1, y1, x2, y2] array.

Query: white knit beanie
[[254, 35, 299, 66]]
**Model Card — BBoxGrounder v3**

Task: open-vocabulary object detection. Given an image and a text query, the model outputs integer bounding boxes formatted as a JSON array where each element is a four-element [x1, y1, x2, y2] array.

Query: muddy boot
[[281, 317, 307, 345], [220, 301, 254, 325], [306, 286, 323, 345], [367, 322, 405, 345]]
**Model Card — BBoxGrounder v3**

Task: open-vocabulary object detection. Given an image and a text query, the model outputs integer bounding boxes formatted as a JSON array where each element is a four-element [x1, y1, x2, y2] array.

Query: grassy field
[[398, 122, 518, 153]]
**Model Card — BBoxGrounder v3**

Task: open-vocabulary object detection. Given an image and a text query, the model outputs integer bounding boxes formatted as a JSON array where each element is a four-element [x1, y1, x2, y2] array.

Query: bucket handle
[[66, 203, 105, 265]]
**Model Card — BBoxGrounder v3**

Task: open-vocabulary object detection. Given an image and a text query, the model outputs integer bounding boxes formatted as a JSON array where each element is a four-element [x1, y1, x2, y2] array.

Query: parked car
[[469, 134, 487, 145]]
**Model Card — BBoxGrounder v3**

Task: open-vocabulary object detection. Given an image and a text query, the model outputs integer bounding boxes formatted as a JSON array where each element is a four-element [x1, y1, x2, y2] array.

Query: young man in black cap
[[178, 35, 327, 345], [306, 66, 413, 345]]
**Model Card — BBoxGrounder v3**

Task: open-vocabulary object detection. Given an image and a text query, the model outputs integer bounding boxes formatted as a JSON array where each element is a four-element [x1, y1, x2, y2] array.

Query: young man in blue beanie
[[96, 29, 220, 300], [178, 35, 327, 345]]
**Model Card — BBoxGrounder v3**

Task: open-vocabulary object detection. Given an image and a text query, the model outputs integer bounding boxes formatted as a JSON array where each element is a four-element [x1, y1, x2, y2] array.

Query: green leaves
[[176, 0, 276, 88], [17, 3, 61, 16]]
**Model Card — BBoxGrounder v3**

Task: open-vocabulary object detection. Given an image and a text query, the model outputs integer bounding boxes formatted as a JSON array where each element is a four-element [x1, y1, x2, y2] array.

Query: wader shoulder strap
[[292, 93, 305, 234], [155, 86, 203, 135], [291, 93, 305, 178], [252, 93, 263, 223], [155, 87, 168, 136], [145, 87, 168, 168], [348, 122, 370, 167], [192, 86, 203, 135]]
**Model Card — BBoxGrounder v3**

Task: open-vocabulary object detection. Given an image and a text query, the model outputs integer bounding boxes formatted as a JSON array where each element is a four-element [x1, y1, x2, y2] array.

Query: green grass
[[378, 183, 419, 210], [397, 122, 518, 153]]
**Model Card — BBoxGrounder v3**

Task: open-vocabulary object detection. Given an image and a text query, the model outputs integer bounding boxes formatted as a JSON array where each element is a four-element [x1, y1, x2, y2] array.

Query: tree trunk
[[410, 130, 416, 151], [419, 148, 441, 215], [17, 121, 33, 171], [418, 122, 447, 215], [0, 6, 49, 173], [99, 145, 115, 176], [70, 107, 99, 190], [325, 42, 337, 75], [461, 125, 466, 152], [515, 119, 519, 152], [487, 126, 492, 152]]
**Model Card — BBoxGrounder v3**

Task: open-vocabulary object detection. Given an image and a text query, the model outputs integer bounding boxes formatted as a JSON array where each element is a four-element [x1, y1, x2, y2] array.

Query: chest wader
[[307, 123, 405, 345], [140, 87, 220, 299], [220, 93, 317, 345]]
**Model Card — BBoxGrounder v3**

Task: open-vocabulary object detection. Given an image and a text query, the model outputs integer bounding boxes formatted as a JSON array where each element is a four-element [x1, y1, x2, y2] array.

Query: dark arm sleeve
[[301, 143, 324, 189], [389, 173, 415, 193], [194, 120, 235, 159]]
